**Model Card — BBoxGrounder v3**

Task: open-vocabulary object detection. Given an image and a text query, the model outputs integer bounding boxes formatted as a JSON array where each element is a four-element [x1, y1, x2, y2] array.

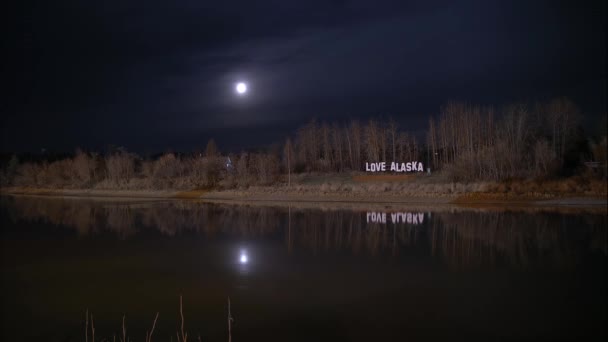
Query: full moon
[[235, 82, 247, 94]]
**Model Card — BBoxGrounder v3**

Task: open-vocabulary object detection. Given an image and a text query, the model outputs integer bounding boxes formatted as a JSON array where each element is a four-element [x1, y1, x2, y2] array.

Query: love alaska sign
[[365, 161, 424, 172]]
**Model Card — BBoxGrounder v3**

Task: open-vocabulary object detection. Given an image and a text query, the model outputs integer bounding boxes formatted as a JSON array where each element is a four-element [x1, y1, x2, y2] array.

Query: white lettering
[[366, 212, 426, 225], [365, 161, 425, 172]]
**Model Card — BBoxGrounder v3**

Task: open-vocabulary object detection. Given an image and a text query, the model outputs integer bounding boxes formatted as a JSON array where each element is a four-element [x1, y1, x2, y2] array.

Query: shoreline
[[1, 186, 606, 208]]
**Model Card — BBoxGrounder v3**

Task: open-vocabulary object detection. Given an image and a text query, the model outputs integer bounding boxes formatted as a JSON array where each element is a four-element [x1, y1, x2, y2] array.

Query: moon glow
[[240, 252, 248, 264], [235, 82, 248, 94]]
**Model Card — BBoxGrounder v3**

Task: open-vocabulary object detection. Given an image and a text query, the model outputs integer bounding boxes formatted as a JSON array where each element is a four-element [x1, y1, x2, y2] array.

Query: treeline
[[0, 143, 275, 190], [428, 98, 606, 180], [0, 97, 606, 190], [287, 97, 606, 180], [288, 117, 420, 172]]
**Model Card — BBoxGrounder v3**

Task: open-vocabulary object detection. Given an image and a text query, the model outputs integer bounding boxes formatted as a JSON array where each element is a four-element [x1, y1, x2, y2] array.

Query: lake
[[1, 195, 606, 341]]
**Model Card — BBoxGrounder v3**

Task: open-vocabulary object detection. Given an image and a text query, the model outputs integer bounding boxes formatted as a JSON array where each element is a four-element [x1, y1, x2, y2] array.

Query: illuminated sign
[[365, 161, 424, 172]]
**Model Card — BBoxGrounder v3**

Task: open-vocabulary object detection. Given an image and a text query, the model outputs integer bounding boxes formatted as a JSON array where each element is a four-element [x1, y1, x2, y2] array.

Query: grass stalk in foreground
[[84, 296, 233, 342]]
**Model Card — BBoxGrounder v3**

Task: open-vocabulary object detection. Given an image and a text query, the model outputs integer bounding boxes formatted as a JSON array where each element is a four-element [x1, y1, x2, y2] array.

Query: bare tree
[[72, 149, 95, 185], [331, 123, 344, 171], [321, 122, 332, 171], [387, 118, 398, 162], [283, 138, 294, 186], [365, 119, 381, 162], [346, 121, 362, 170], [205, 139, 218, 158], [533, 139, 555, 176], [544, 98, 581, 162], [235, 152, 250, 187], [105, 151, 136, 185]]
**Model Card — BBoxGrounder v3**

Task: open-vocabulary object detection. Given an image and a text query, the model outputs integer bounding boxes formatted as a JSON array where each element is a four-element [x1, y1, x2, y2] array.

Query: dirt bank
[[2, 186, 605, 208], [0, 187, 177, 200]]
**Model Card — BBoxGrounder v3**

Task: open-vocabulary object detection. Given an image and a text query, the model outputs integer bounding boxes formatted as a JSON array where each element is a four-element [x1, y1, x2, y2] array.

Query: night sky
[[4, 0, 606, 154]]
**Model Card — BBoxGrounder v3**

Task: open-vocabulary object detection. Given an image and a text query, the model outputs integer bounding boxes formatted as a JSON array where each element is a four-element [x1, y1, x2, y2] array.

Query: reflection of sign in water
[[365, 161, 424, 172], [367, 212, 425, 225]]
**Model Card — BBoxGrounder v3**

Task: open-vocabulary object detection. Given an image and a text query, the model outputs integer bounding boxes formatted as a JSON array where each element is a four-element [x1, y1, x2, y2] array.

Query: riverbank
[[1, 182, 606, 207], [0, 187, 179, 200]]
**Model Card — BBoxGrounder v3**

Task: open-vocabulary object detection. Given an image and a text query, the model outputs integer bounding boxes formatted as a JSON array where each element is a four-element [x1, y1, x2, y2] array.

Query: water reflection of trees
[[428, 211, 607, 269], [1, 196, 606, 269]]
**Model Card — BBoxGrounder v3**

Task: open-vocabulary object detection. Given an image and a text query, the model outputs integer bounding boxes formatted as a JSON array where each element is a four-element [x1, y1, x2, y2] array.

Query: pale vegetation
[[82, 295, 231, 342], [427, 98, 601, 181], [0, 98, 606, 191]]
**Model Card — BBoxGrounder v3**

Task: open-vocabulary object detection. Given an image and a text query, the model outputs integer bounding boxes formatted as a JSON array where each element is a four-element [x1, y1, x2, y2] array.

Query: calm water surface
[[1, 196, 606, 341]]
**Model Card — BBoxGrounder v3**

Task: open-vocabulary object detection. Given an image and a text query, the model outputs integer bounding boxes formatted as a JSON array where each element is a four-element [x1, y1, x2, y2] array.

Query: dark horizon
[[3, 0, 606, 154]]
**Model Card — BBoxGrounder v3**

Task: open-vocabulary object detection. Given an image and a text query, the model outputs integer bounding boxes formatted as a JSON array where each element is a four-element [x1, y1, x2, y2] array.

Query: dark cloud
[[2, 0, 606, 153]]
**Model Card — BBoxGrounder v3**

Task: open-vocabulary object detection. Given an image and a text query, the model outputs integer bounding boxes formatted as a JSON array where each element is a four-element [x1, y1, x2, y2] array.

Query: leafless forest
[[1, 98, 606, 190]]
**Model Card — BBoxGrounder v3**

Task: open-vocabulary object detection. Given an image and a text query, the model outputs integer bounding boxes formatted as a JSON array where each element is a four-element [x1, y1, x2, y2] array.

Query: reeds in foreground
[[84, 295, 233, 342]]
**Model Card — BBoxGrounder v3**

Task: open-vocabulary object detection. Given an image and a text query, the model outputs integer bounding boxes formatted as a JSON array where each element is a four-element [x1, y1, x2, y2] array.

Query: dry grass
[[173, 190, 209, 199], [82, 296, 230, 342], [3, 174, 606, 205], [483, 177, 607, 197], [352, 174, 418, 182]]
